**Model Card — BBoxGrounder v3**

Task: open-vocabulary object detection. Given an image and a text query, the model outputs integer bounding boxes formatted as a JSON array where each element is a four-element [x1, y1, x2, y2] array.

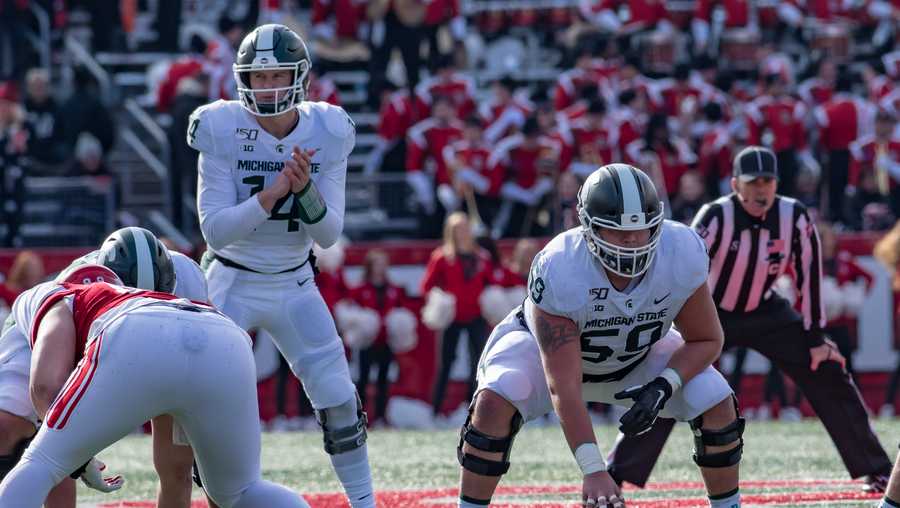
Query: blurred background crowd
[[1, 0, 900, 430]]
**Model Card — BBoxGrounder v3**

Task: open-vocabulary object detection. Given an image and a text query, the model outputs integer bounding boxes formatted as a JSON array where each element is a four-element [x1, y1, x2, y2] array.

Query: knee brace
[[690, 396, 745, 468], [316, 393, 368, 455], [0, 436, 31, 480], [457, 410, 523, 477]]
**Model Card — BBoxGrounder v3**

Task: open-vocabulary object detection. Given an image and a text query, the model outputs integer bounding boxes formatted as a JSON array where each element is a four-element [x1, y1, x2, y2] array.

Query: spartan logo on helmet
[[97, 227, 176, 293], [577, 164, 665, 278], [233, 24, 311, 116]]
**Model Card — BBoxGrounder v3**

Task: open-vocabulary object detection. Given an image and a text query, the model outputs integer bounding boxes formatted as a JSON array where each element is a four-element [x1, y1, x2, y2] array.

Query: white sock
[[330, 444, 375, 508], [709, 488, 740, 508]]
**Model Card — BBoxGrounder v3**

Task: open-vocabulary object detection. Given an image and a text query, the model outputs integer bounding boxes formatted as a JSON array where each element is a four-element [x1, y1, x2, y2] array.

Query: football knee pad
[[0, 436, 32, 480], [316, 393, 368, 455], [457, 410, 523, 477], [690, 396, 745, 468]]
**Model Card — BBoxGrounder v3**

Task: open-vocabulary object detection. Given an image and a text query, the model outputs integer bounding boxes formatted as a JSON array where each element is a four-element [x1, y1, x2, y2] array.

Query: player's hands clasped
[[583, 471, 624, 507], [79, 458, 125, 493], [614, 376, 673, 436], [286, 146, 317, 194]]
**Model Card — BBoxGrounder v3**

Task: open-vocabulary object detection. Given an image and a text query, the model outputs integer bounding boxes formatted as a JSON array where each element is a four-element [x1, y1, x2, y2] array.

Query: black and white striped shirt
[[691, 194, 826, 331]]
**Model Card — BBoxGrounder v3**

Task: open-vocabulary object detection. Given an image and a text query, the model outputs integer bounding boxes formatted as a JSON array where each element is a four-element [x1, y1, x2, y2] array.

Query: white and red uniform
[[308, 75, 341, 106], [0, 283, 308, 508], [0, 252, 207, 426], [442, 139, 500, 197], [569, 117, 619, 178], [414, 72, 477, 119]]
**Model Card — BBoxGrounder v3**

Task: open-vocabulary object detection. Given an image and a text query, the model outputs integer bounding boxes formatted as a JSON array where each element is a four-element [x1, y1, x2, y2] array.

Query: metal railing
[[120, 129, 169, 181], [64, 35, 114, 104], [125, 99, 171, 170], [27, 3, 51, 71]]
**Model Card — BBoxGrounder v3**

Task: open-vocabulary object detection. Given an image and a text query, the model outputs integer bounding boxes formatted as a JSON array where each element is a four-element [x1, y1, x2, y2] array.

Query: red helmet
[[59, 264, 123, 286]]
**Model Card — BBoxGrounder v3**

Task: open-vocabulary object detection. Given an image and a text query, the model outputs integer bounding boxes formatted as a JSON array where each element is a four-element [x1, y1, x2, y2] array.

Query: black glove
[[614, 376, 673, 437]]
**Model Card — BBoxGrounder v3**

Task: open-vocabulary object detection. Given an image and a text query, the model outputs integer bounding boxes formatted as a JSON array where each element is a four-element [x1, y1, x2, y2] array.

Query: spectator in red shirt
[[697, 102, 735, 196], [691, 0, 753, 54], [569, 98, 617, 179], [799, 58, 837, 107], [415, 54, 476, 119], [406, 95, 465, 236], [848, 109, 900, 221], [480, 77, 529, 144], [489, 117, 561, 237], [625, 112, 696, 199], [816, 72, 878, 222], [579, 0, 672, 39], [612, 88, 648, 155], [553, 43, 606, 112], [307, 66, 341, 106], [421, 212, 493, 417], [745, 73, 811, 198], [443, 116, 500, 228], [365, 80, 421, 177], [311, 0, 370, 70], [350, 249, 408, 423]]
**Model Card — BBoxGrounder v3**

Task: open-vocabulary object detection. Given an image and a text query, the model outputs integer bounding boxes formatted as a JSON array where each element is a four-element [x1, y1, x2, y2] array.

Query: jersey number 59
[[580, 321, 664, 364]]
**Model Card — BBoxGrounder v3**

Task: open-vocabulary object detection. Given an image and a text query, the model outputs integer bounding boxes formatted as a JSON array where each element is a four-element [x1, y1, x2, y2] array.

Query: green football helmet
[[233, 24, 311, 116]]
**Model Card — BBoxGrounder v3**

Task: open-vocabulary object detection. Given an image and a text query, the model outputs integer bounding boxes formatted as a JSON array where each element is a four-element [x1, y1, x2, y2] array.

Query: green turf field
[[75, 419, 900, 507]]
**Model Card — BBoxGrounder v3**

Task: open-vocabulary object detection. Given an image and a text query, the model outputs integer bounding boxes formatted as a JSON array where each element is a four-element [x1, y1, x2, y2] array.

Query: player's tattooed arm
[[531, 306, 597, 456], [534, 309, 579, 354]]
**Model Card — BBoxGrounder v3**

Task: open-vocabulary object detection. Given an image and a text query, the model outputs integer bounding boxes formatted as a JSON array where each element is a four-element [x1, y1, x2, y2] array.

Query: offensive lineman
[[0, 265, 310, 508], [187, 24, 373, 507], [456, 164, 744, 508], [0, 227, 206, 508]]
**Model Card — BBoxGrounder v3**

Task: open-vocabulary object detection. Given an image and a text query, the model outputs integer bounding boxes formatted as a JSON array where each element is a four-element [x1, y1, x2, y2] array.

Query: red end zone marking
[[97, 480, 881, 507]]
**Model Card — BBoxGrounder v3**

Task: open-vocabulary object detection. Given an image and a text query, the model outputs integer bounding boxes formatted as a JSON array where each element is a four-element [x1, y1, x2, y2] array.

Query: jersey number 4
[[243, 175, 301, 232], [580, 321, 664, 364]]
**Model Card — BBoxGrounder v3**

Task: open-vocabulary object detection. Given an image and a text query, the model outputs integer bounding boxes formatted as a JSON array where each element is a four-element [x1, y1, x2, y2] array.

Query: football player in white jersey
[[456, 164, 744, 508], [0, 227, 207, 508], [187, 24, 373, 507], [0, 266, 311, 508]]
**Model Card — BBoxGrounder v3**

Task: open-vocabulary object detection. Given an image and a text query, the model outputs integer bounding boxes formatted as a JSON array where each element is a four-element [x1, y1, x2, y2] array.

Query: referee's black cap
[[733, 145, 779, 182]]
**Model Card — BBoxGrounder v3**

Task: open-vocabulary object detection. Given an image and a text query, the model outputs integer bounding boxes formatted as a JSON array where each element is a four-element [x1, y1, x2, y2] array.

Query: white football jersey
[[64, 250, 208, 301], [8, 281, 67, 346], [189, 99, 355, 273], [170, 251, 209, 301], [524, 220, 709, 378]]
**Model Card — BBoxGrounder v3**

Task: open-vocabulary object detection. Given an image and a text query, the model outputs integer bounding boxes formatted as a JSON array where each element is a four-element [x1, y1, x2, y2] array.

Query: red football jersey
[[31, 283, 209, 360]]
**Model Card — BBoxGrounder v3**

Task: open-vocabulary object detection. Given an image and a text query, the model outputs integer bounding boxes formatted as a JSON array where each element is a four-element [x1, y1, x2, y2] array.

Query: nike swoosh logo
[[653, 293, 671, 305], [297, 278, 310, 288]]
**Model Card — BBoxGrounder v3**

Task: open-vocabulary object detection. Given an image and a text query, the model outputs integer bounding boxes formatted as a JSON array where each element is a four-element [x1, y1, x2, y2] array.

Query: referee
[[606, 146, 893, 492]]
